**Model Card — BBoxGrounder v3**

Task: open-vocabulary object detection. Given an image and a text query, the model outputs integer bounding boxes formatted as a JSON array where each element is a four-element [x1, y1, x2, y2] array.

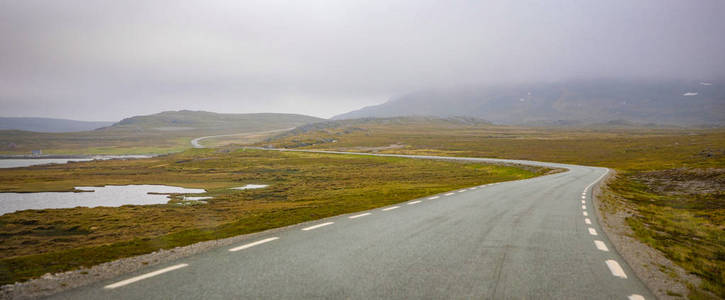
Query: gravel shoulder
[[594, 170, 699, 299]]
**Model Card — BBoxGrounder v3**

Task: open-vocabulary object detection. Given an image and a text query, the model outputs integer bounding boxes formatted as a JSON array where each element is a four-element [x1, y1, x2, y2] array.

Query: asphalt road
[[50, 150, 653, 299]]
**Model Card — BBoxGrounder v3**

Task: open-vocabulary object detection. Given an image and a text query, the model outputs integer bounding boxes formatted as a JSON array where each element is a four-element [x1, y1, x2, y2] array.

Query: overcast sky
[[1, 0, 724, 121]]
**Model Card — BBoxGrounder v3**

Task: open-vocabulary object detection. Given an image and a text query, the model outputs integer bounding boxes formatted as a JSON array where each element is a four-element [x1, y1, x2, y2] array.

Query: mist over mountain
[[333, 80, 724, 126], [0, 117, 113, 133]]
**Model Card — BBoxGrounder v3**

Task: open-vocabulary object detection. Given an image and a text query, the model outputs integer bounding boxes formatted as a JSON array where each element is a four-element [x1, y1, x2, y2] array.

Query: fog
[[1, 0, 723, 121]]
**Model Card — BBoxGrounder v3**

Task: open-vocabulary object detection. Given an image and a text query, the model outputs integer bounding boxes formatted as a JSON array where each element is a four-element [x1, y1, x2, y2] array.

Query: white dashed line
[[428, 196, 440, 200], [581, 200, 586, 204], [594, 240, 609, 252], [470, 187, 477, 190], [408, 200, 421, 205], [582, 205, 587, 210], [458, 190, 467, 193], [229, 237, 279, 252], [302, 222, 334, 231], [581, 195, 586, 199], [628, 294, 645, 300], [382, 206, 400, 211], [605, 260, 628, 278], [349, 213, 371, 219], [588, 227, 598, 235], [583, 211, 588, 216], [104, 264, 189, 289], [585, 218, 591, 224], [444, 193, 455, 196]]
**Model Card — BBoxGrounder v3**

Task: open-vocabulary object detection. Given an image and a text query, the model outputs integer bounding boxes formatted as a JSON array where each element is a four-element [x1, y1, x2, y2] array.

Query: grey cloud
[[1, 0, 723, 120]]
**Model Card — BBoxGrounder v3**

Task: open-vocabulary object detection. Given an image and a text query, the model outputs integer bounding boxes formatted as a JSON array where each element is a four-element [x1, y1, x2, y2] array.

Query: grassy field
[[261, 117, 725, 298], [0, 148, 550, 285]]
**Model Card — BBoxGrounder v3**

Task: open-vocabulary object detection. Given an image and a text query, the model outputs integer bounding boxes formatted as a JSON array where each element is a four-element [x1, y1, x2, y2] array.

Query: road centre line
[[229, 237, 279, 252], [605, 260, 628, 279], [382, 206, 400, 211], [104, 264, 189, 289], [588, 227, 598, 235], [428, 196, 440, 200], [594, 240, 609, 252], [408, 200, 421, 205], [302, 222, 334, 231], [349, 213, 371, 219]]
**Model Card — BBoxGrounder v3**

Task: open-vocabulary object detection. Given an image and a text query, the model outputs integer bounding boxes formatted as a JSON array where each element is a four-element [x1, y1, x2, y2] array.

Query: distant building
[[31, 150, 42, 156]]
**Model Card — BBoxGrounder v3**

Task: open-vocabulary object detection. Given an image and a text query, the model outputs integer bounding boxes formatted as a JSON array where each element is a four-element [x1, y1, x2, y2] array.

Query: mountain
[[103, 110, 324, 132], [0, 117, 113, 133], [333, 79, 725, 126]]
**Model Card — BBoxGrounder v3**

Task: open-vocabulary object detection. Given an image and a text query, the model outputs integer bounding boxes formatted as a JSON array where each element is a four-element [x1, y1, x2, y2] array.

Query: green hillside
[[108, 110, 323, 132]]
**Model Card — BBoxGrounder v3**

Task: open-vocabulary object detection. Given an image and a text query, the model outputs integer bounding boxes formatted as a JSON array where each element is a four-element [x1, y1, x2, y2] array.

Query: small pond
[[0, 185, 205, 215], [231, 184, 269, 190]]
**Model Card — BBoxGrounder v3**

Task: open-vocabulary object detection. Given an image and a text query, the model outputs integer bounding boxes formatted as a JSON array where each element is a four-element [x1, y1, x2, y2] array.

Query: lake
[[0, 155, 152, 168]]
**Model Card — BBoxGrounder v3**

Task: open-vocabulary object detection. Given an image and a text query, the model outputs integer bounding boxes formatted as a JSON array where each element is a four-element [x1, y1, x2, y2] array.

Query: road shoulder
[[594, 170, 697, 299]]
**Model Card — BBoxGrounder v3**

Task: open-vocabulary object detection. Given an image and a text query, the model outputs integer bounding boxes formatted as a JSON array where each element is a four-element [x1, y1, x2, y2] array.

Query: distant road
[[190, 128, 294, 148], [52, 150, 653, 299]]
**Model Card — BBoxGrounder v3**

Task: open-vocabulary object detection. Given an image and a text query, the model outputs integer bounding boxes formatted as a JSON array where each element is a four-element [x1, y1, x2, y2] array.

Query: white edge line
[[588, 227, 598, 235], [628, 294, 645, 300], [104, 264, 189, 289], [585, 218, 591, 224], [428, 196, 440, 200], [382, 206, 400, 211], [349, 212, 371, 219], [605, 260, 628, 278], [444, 193, 455, 196], [302, 222, 334, 231], [229, 237, 279, 252], [582, 205, 587, 209], [583, 211, 588, 216], [408, 200, 422, 205], [585, 168, 610, 191], [594, 240, 609, 252]]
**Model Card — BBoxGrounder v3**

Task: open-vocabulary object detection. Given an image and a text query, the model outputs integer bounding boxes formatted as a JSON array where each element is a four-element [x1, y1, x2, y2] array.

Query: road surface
[[190, 128, 294, 148], [51, 150, 653, 299]]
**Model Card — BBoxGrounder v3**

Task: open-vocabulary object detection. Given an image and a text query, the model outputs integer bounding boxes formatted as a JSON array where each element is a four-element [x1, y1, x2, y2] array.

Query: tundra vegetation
[[262, 117, 725, 298], [0, 148, 550, 285]]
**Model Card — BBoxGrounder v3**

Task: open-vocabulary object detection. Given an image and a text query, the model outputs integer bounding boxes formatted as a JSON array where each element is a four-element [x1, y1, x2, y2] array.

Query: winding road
[[190, 128, 294, 148], [51, 149, 653, 299]]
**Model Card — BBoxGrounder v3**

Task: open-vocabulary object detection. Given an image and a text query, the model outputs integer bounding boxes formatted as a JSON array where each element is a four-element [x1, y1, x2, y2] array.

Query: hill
[[333, 79, 724, 126], [0, 117, 113, 133], [105, 110, 324, 132], [0, 111, 324, 155]]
